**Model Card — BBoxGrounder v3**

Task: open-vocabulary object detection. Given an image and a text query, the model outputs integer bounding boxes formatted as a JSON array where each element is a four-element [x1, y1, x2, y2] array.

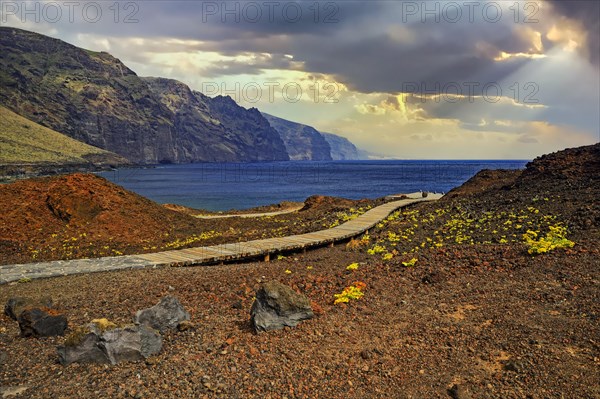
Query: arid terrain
[[0, 173, 380, 265], [0, 144, 599, 398]]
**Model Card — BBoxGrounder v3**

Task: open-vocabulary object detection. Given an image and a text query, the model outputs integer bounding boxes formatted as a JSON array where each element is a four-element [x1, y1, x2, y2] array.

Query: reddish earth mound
[[301, 195, 376, 212], [0, 174, 202, 263], [0, 173, 199, 242], [444, 169, 522, 199]]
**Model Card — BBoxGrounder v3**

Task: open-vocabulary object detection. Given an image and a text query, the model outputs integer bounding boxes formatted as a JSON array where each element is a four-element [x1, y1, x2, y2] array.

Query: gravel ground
[[0, 236, 598, 398]]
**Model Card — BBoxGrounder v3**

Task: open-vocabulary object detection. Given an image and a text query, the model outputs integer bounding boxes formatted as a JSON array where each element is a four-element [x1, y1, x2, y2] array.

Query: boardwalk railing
[[0, 194, 442, 284]]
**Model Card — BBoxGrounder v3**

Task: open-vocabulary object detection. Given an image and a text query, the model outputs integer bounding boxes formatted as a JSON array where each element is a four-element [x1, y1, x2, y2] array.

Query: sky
[[2, 0, 599, 159]]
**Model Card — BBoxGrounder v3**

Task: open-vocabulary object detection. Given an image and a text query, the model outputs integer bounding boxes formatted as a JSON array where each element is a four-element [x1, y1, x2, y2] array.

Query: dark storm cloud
[[5, 1, 597, 93], [42, 1, 386, 41], [120, 1, 542, 95], [285, 30, 531, 94]]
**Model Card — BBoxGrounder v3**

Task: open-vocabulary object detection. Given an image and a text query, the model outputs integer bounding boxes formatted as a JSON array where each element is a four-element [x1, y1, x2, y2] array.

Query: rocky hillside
[[0, 28, 175, 164], [199, 94, 289, 161], [142, 78, 288, 162], [262, 113, 332, 161], [321, 132, 361, 160], [445, 143, 600, 236], [0, 28, 289, 164]]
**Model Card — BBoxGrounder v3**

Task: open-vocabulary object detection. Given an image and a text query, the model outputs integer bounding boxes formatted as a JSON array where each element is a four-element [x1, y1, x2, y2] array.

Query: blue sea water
[[98, 160, 528, 211]]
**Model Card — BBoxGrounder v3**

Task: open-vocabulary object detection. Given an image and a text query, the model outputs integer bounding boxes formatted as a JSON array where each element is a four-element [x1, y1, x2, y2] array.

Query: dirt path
[[193, 206, 304, 219]]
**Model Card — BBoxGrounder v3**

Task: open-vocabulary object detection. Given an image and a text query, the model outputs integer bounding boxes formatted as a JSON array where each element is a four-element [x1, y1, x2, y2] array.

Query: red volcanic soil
[[0, 173, 200, 242], [0, 173, 200, 263]]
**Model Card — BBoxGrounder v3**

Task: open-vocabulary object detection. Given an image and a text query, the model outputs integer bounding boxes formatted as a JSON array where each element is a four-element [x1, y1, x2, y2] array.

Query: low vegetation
[[0, 106, 119, 165]]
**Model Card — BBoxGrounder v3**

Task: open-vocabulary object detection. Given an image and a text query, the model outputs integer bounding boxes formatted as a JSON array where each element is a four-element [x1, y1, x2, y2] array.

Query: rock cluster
[[4, 295, 191, 366], [250, 281, 314, 332], [59, 296, 190, 365], [57, 320, 162, 365], [6, 282, 314, 367]]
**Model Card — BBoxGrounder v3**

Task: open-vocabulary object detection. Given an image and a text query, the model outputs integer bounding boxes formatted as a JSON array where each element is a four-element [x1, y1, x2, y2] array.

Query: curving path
[[0, 193, 442, 284], [193, 206, 304, 219]]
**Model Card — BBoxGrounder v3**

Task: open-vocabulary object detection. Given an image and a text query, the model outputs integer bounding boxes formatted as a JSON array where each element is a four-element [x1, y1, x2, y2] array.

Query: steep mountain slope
[[262, 113, 332, 161], [0, 28, 290, 164], [0, 28, 175, 164], [205, 95, 289, 161], [0, 106, 126, 167], [321, 132, 361, 160], [141, 77, 288, 162]]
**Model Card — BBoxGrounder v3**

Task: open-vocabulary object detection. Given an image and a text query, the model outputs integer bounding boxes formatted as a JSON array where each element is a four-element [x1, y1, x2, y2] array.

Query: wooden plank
[[158, 252, 198, 262], [135, 253, 173, 263]]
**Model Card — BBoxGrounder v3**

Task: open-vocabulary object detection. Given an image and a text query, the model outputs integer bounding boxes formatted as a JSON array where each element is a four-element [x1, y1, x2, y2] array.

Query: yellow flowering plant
[[346, 262, 359, 271], [334, 281, 366, 304], [523, 225, 575, 255]]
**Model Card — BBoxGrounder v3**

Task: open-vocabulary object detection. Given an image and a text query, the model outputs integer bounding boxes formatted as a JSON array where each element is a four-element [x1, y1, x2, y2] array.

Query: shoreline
[[0, 162, 120, 183], [94, 160, 528, 212]]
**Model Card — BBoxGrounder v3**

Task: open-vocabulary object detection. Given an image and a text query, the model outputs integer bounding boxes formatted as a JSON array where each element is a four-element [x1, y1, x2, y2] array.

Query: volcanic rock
[[17, 307, 67, 337], [57, 320, 162, 365], [4, 297, 53, 320], [250, 281, 314, 332], [133, 296, 190, 333]]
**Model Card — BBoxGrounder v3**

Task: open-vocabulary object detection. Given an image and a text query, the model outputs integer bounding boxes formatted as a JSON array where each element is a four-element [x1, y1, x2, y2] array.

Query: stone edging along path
[[0, 194, 442, 284]]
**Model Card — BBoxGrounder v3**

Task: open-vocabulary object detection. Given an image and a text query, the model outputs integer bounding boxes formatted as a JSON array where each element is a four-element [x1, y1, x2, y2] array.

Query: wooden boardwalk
[[0, 194, 442, 284]]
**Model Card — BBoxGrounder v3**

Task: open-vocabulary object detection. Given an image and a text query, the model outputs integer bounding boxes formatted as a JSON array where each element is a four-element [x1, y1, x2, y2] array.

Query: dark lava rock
[[448, 384, 472, 399], [57, 321, 162, 365], [4, 297, 53, 320], [421, 272, 442, 285], [250, 281, 314, 332], [504, 359, 528, 373], [133, 296, 190, 333], [17, 308, 67, 337], [100, 325, 162, 364]]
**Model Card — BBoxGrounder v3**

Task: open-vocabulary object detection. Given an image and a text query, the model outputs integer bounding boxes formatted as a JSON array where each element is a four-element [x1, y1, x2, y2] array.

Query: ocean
[[98, 160, 528, 211]]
